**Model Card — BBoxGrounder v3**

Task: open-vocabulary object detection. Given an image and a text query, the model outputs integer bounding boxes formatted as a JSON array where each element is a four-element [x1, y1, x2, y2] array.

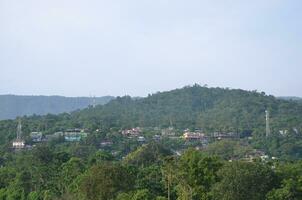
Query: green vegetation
[[1, 85, 301, 159], [0, 85, 302, 199], [0, 143, 301, 200]]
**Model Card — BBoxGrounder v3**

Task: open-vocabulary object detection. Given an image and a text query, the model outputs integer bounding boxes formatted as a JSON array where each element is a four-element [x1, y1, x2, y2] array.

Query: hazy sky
[[1, 0, 301, 97]]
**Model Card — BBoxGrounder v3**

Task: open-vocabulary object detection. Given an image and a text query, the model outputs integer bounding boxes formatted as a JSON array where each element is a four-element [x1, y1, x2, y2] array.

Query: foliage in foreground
[[0, 143, 301, 200]]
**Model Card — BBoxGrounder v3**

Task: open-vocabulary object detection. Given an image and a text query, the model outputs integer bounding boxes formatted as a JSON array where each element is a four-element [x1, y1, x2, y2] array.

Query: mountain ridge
[[0, 95, 115, 120]]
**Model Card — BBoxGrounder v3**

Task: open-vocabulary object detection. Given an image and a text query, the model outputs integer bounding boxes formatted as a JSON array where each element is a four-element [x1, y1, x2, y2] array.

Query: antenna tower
[[169, 117, 173, 128], [93, 96, 96, 108], [17, 119, 22, 140], [265, 110, 270, 138]]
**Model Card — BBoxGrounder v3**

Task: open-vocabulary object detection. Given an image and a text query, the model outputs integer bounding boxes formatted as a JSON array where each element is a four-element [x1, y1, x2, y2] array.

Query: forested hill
[[1, 85, 302, 199], [1, 85, 302, 137], [74, 85, 302, 133], [0, 95, 114, 120]]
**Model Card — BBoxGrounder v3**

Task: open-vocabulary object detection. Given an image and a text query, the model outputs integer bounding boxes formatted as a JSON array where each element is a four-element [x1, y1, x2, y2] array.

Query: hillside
[[1, 87, 302, 200], [73, 85, 302, 133], [0, 95, 114, 120], [0, 85, 302, 143], [1, 85, 302, 159], [2, 85, 302, 134]]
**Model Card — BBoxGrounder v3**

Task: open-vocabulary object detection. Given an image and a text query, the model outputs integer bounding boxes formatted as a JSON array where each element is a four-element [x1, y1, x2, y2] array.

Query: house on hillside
[[153, 135, 161, 141], [161, 127, 175, 136], [137, 136, 146, 142], [45, 132, 63, 141], [212, 132, 237, 140], [182, 130, 209, 145], [64, 130, 88, 142], [45, 129, 88, 142], [12, 139, 25, 149], [183, 132, 205, 140], [100, 141, 113, 147], [30, 132, 43, 142], [121, 127, 142, 137]]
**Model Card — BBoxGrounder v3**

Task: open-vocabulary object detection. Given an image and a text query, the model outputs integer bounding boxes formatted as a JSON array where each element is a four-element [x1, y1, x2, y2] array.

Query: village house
[[153, 135, 161, 141], [30, 132, 43, 142], [183, 131, 205, 140], [12, 139, 25, 149], [121, 127, 142, 137], [161, 126, 175, 136], [100, 140, 113, 147], [137, 136, 146, 142], [212, 132, 237, 140], [64, 129, 88, 142]]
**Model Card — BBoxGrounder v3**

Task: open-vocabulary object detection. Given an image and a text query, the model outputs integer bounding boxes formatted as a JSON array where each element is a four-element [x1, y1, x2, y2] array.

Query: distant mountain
[[0, 95, 114, 120]]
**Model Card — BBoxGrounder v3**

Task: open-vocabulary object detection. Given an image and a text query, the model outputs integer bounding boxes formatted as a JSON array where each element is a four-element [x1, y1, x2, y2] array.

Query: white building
[[13, 139, 25, 149]]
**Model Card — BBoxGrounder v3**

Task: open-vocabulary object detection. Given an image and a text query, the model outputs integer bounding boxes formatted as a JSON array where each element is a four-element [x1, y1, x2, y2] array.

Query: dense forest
[[0, 84, 302, 199], [0, 142, 301, 200], [0, 95, 114, 120]]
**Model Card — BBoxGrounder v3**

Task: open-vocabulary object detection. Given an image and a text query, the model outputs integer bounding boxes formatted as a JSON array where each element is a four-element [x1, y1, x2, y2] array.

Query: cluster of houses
[[120, 127, 163, 142], [13, 123, 244, 150], [29, 128, 88, 144], [119, 127, 239, 145], [241, 149, 277, 162], [182, 129, 237, 141], [182, 130, 208, 146]]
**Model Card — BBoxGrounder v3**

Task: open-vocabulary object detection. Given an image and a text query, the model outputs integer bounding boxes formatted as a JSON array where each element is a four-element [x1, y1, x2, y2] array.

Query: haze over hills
[[0, 95, 114, 120]]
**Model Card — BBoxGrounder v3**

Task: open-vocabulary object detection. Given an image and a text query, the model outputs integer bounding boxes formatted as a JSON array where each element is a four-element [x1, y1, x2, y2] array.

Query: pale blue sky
[[0, 0, 301, 97]]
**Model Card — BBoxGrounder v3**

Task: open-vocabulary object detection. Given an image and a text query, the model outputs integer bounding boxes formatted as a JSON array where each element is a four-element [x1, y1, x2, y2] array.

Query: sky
[[0, 0, 301, 97]]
